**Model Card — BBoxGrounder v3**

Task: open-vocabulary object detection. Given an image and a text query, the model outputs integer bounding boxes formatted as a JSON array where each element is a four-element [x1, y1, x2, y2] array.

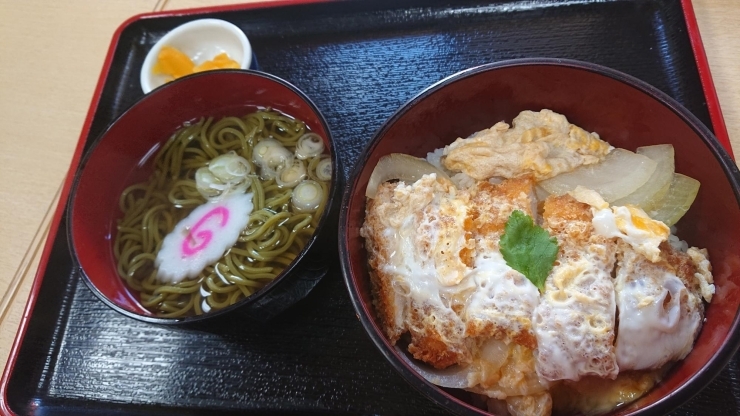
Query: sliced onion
[[276, 159, 307, 188], [395, 338, 508, 389], [535, 185, 550, 203], [539, 148, 657, 202], [292, 180, 324, 212], [294, 133, 325, 159], [478, 338, 509, 371], [366, 153, 454, 199], [648, 173, 700, 226], [316, 157, 332, 181], [397, 348, 472, 388], [613, 144, 674, 210]]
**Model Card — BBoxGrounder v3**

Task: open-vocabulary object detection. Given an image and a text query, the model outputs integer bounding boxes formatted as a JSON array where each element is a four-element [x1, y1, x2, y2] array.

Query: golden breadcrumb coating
[[533, 195, 619, 382]]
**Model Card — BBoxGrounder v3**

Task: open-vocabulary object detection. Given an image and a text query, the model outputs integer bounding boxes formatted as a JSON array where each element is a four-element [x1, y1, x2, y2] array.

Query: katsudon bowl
[[69, 70, 340, 325], [339, 59, 740, 415]]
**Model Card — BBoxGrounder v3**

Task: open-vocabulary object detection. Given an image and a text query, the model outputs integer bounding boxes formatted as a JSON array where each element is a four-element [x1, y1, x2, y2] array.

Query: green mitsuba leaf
[[499, 210, 559, 292]]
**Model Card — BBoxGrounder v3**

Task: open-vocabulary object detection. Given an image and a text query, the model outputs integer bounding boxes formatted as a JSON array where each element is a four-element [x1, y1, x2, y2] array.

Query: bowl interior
[[71, 70, 332, 320], [342, 61, 740, 415]]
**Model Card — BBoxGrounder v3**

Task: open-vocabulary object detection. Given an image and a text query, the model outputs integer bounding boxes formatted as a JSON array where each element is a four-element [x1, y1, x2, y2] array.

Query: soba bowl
[[69, 70, 340, 324], [339, 59, 740, 415]]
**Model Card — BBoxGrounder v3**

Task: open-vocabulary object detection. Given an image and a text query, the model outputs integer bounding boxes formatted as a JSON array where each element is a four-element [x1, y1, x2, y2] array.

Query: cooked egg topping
[[466, 252, 541, 347], [443, 110, 612, 181], [687, 247, 715, 302], [383, 175, 473, 288], [533, 195, 619, 382], [572, 186, 670, 262], [614, 242, 703, 370], [368, 175, 473, 366], [551, 370, 666, 416]]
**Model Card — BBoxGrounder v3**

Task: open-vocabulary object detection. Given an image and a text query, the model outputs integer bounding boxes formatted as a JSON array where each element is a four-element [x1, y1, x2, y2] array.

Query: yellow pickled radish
[[648, 173, 700, 226], [152, 45, 194, 79], [153, 47, 240, 82], [193, 53, 240, 72]]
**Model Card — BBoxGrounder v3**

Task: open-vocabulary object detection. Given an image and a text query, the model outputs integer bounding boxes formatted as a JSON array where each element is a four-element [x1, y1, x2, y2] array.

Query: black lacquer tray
[[2, 0, 735, 414]]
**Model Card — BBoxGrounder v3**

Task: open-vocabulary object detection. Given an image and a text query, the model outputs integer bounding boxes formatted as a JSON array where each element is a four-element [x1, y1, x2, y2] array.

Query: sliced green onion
[[316, 157, 332, 181], [276, 159, 307, 188], [292, 180, 323, 212], [208, 151, 252, 181], [294, 133, 325, 160]]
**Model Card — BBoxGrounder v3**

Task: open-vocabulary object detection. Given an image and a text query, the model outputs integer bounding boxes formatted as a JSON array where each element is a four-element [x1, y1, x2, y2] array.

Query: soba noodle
[[113, 110, 330, 317]]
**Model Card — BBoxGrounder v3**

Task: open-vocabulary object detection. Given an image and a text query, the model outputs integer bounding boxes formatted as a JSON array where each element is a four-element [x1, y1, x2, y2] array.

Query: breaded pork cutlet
[[361, 175, 473, 369], [533, 194, 619, 382], [464, 176, 540, 350], [361, 175, 543, 369], [614, 238, 714, 371], [362, 183, 407, 344], [462, 177, 551, 412]]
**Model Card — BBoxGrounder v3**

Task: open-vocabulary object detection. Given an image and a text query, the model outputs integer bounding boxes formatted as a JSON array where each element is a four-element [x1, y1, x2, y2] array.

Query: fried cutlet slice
[[361, 175, 474, 369], [464, 177, 540, 350], [533, 194, 619, 381], [467, 176, 538, 248], [663, 242, 714, 302], [615, 240, 710, 370], [361, 183, 408, 343]]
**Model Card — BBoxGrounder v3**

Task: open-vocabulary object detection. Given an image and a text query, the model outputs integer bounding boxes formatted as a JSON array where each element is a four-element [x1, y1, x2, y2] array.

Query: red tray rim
[[0, 0, 731, 413]]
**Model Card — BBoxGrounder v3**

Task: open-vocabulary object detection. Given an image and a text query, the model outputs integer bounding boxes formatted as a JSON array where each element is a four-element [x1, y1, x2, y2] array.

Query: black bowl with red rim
[[69, 70, 340, 324], [339, 58, 740, 415]]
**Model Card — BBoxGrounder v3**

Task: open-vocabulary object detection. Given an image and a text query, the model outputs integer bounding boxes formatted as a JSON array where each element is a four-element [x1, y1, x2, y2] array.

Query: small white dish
[[140, 18, 252, 94]]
